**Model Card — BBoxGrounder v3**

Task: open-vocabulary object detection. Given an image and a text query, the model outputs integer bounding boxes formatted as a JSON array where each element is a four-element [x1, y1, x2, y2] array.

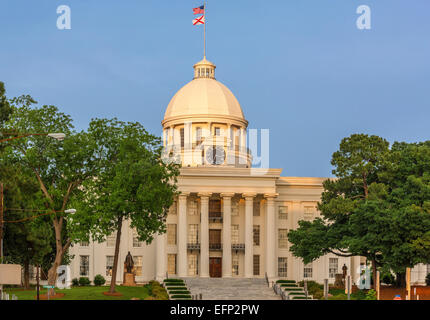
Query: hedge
[[283, 288, 303, 292], [166, 286, 187, 290], [276, 280, 296, 284], [280, 284, 298, 287], [164, 279, 184, 283], [292, 296, 310, 300], [169, 291, 191, 295], [171, 295, 192, 299]]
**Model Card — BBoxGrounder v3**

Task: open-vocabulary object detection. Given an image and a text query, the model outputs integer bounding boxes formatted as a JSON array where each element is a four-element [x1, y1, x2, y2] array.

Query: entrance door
[[210, 258, 222, 278]]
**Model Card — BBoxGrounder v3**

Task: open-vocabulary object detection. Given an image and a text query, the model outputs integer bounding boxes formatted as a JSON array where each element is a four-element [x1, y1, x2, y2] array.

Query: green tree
[[75, 118, 179, 294], [4, 104, 98, 289], [378, 141, 430, 285], [288, 134, 390, 287]]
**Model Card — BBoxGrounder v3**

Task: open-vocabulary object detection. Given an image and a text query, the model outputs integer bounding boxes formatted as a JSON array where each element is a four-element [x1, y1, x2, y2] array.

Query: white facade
[[68, 57, 428, 286]]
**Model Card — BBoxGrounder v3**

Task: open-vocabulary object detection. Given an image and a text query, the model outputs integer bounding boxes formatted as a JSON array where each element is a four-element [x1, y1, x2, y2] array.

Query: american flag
[[193, 5, 205, 15]]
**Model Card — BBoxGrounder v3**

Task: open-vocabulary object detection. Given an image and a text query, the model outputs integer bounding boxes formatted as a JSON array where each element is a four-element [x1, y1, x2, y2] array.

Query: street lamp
[[0, 132, 66, 143]]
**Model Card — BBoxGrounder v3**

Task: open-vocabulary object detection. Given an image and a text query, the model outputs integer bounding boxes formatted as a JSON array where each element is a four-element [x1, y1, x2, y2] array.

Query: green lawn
[[5, 285, 150, 300]]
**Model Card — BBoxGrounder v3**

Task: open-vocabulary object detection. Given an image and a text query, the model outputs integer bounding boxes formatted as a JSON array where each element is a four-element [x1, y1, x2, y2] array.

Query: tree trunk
[[47, 219, 64, 295], [23, 259, 30, 289], [395, 272, 406, 288], [109, 217, 123, 294]]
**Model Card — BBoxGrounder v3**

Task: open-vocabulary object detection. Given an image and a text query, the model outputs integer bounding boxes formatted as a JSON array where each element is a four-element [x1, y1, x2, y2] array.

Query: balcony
[[187, 243, 201, 251], [231, 244, 245, 252], [209, 212, 223, 223], [209, 243, 222, 251]]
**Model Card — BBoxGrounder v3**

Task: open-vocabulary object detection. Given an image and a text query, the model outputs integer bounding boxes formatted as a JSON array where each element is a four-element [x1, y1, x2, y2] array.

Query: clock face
[[206, 146, 225, 165]]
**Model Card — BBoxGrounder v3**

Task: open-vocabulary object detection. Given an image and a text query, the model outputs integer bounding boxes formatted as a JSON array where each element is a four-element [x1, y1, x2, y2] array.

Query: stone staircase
[[182, 278, 282, 300]]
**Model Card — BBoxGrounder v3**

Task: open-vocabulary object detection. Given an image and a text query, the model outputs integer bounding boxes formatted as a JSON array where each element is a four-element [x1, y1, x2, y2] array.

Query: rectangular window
[[80, 241, 89, 247], [167, 224, 177, 245], [304, 263, 313, 278], [229, 127, 234, 150], [132, 229, 142, 248], [253, 200, 260, 216], [214, 127, 221, 136], [79, 255, 89, 277], [196, 127, 202, 144], [231, 225, 239, 244], [231, 201, 239, 216], [329, 258, 339, 278], [278, 229, 289, 249], [189, 200, 198, 216], [304, 206, 315, 221], [168, 254, 177, 275], [133, 256, 143, 276], [253, 255, 260, 276], [188, 224, 199, 244], [106, 234, 116, 247], [278, 257, 288, 278], [188, 254, 199, 276], [106, 256, 114, 277], [279, 206, 288, 220], [253, 225, 260, 246], [232, 255, 239, 276], [180, 128, 185, 148]]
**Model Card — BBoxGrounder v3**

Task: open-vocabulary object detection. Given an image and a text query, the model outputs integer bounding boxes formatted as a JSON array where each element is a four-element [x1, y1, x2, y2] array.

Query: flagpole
[[204, 0, 206, 58]]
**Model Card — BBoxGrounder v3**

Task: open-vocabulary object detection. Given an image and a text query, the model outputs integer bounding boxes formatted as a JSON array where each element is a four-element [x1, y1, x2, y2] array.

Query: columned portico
[[177, 193, 189, 277], [222, 193, 235, 278], [199, 192, 211, 278], [243, 193, 256, 278], [265, 193, 278, 280]]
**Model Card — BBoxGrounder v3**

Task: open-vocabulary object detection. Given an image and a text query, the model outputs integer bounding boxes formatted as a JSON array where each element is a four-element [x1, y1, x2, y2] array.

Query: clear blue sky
[[1, 0, 429, 177]]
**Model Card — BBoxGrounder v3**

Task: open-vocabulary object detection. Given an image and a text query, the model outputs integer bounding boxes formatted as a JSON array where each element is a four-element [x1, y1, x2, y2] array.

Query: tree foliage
[[288, 134, 430, 286], [73, 118, 180, 293]]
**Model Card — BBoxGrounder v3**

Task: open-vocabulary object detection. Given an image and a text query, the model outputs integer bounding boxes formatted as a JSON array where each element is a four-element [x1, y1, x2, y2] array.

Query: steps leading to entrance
[[183, 278, 282, 300]]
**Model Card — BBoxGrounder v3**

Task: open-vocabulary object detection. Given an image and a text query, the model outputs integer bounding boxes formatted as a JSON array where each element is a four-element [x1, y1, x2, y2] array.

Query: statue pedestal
[[123, 273, 136, 287], [334, 274, 345, 287]]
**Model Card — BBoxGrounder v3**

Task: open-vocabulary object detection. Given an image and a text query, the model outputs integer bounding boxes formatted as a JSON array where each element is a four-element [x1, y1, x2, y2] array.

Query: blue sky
[[1, 0, 429, 177]]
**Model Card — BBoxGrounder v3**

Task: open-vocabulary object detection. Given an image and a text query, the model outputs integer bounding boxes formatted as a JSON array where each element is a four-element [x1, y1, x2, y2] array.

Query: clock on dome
[[206, 146, 225, 165]]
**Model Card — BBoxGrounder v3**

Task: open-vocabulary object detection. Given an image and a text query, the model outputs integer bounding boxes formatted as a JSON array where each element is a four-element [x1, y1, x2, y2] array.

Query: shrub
[[93, 274, 106, 286], [72, 278, 79, 286], [298, 280, 324, 300], [166, 286, 186, 290], [426, 273, 430, 286], [78, 277, 91, 286], [365, 289, 377, 300]]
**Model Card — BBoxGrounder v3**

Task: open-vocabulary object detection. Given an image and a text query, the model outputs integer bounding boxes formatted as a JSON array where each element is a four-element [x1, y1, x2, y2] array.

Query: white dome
[[164, 78, 245, 121]]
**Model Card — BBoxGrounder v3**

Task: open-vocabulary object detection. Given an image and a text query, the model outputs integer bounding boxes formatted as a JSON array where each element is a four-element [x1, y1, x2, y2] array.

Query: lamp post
[[0, 132, 66, 143]]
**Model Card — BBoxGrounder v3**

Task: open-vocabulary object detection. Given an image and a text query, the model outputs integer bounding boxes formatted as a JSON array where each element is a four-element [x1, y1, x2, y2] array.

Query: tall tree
[[4, 104, 97, 290], [288, 134, 390, 286], [74, 118, 179, 294]]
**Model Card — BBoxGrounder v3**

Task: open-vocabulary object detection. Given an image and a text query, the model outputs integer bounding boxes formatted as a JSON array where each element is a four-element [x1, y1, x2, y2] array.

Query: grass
[[5, 285, 151, 300]]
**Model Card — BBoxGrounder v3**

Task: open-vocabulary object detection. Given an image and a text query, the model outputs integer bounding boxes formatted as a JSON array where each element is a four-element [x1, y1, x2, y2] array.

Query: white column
[[244, 193, 256, 278], [222, 193, 234, 278], [240, 127, 246, 152], [177, 193, 189, 277], [199, 193, 211, 278], [155, 232, 167, 281], [265, 194, 278, 280]]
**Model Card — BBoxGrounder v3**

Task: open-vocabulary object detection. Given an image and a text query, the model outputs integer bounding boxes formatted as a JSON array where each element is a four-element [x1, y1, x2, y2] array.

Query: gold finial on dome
[[193, 57, 216, 80]]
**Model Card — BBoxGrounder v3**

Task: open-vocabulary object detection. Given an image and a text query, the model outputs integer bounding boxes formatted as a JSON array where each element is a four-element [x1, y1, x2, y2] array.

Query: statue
[[123, 252, 136, 286], [125, 252, 134, 274], [342, 264, 348, 279]]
